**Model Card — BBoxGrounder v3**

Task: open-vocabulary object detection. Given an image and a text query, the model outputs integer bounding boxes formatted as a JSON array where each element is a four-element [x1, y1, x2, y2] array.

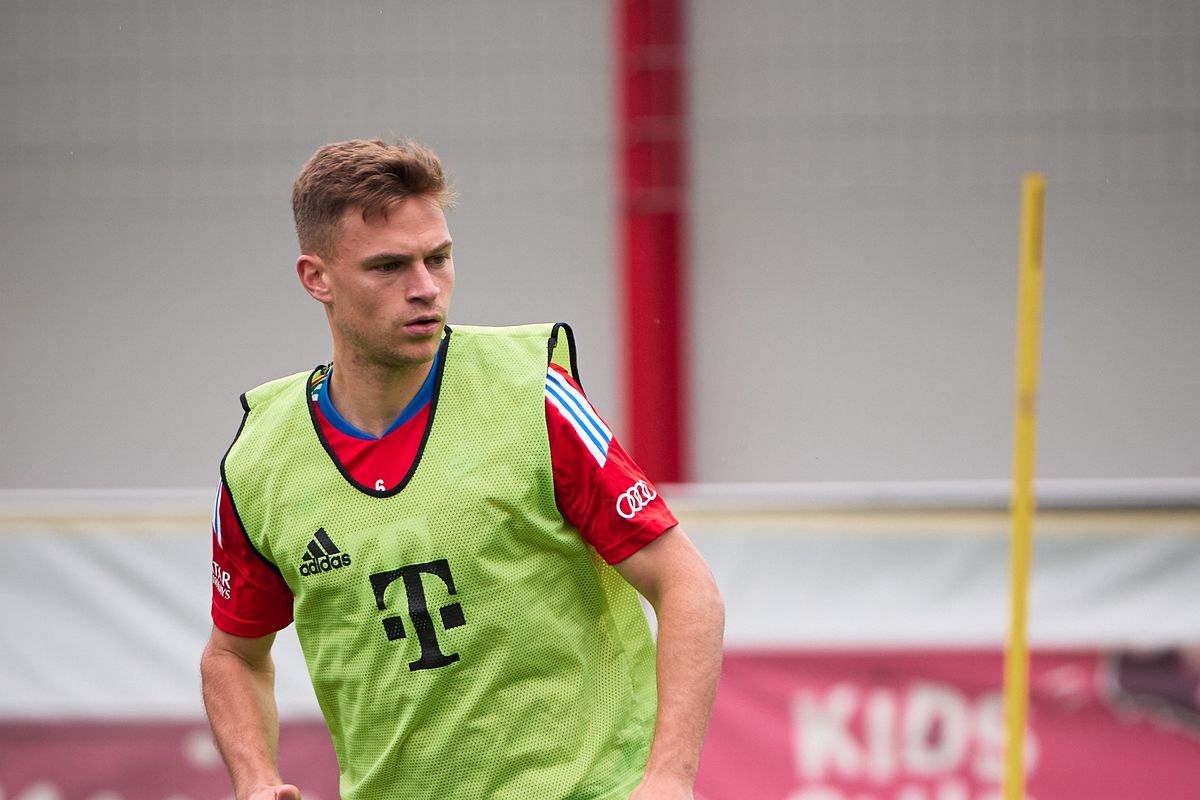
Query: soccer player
[[200, 139, 725, 800]]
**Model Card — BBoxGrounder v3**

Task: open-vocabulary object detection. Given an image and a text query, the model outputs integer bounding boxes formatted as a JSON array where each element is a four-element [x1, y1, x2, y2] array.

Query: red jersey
[[210, 358, 676, 638]]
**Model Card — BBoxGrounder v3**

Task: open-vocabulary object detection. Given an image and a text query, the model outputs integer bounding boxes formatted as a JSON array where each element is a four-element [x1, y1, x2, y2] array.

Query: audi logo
[[616, 480, 658, 519]]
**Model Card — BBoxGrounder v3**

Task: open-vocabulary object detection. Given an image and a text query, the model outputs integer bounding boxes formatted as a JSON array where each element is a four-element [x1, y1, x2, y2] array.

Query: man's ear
[[297, 254, 333, 304]]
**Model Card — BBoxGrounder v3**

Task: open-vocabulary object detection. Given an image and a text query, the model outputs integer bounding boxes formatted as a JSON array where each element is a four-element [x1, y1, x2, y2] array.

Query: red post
[[616, 0, 689, 482]]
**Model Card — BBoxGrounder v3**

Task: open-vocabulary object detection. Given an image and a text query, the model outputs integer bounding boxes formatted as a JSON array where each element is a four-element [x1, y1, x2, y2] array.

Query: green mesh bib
[[222, 324, 657, 800]]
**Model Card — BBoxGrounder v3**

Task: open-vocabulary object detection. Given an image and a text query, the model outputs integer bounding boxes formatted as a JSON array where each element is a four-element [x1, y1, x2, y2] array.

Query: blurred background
[[1, 1, 1198, 798]]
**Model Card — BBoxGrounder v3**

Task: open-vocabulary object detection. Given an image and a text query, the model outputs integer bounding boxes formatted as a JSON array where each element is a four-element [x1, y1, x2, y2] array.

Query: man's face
[[302, 196, 454, 369]]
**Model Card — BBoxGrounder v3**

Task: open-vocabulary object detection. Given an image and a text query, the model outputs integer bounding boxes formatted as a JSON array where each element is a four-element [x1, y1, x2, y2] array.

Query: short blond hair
[[292, 139, 454, 259]]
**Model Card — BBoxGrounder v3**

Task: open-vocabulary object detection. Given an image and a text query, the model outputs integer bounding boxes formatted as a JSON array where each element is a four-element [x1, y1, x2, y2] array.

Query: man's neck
[[326, 352, 436, 439]]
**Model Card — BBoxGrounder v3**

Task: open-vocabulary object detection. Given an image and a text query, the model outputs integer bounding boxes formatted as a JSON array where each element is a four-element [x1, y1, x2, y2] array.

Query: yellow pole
[[1003, 172, 1046, 800]]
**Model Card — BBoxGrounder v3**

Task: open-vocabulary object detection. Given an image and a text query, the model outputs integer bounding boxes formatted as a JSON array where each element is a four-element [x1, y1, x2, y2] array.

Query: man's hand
[[246, 784, 302, 800]]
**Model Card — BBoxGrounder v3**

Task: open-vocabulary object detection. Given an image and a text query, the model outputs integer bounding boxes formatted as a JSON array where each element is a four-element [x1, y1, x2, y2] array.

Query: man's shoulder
[[447, 322, 577, 379], [446, 322, 557, 341], [241, 367, 322, 413], [224, 367, 321, 479]]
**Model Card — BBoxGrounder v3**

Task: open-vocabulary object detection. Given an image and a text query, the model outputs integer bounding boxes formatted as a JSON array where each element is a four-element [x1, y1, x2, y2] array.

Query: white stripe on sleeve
[[212, 480, 224, 549], [545, 369, 612, 468]]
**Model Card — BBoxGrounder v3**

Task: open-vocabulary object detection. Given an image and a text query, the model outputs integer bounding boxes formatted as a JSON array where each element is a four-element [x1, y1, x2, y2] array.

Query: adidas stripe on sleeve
[[545, 368, 613, 468], [544, 364, 677, 565]]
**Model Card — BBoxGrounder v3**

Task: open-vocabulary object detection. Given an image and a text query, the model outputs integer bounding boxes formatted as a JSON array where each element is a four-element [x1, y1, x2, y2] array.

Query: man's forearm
[[201, 640, 286, 798], [640, 570, 725, 789]]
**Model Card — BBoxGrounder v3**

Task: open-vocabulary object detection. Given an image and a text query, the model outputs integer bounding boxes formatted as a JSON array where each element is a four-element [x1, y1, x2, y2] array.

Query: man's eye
[[429, 254, 450, 267], [376, 262, 400, 271]]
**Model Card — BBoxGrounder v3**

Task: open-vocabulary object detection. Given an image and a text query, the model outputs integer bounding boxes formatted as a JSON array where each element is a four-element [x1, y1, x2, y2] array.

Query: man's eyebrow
[[362, 252, 413, 266], [361, 241, 453, 267], [360, 241, 453, 268]]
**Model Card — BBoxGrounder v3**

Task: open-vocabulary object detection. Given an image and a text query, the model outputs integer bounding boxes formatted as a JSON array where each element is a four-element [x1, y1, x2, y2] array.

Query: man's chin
[[386, 343, 442, 367]]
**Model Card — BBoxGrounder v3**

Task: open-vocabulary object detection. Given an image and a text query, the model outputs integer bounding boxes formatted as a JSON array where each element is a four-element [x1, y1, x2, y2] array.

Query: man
[[201, 139, 724, 800]]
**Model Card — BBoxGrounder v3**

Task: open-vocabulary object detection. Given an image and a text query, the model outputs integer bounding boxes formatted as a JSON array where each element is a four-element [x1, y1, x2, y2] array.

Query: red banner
[[697, 649, 1200, 800], [0, 720, 339, 799], [3, 649, 1199, 799]]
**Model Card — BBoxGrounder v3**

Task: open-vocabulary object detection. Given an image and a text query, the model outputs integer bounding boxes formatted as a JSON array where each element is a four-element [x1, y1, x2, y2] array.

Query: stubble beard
[[340, 319, 442, 374]]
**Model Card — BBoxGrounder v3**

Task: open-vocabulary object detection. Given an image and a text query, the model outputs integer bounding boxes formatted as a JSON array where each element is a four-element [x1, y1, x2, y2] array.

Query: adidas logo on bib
[[300, 527, 352, 576]]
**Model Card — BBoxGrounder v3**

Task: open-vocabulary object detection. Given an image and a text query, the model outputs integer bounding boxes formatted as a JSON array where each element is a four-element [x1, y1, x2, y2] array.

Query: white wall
[[4, 495, 1199, 717], [2, 1, 1197, 488], [690, 0, 1200, 481], [0, 0, 617, 488]]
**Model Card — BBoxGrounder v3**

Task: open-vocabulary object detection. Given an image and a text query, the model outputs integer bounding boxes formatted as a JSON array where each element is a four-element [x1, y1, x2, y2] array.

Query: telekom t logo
[[369, 559, 466, 671]]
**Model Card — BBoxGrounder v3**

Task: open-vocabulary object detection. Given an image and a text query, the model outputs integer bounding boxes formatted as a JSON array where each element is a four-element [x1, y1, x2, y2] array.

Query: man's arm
[[613, 525, 725, 799], [200, 626, 302, 800]]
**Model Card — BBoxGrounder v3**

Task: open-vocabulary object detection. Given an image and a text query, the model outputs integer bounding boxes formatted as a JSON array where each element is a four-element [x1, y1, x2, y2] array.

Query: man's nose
[[407, 264, 440, 301]]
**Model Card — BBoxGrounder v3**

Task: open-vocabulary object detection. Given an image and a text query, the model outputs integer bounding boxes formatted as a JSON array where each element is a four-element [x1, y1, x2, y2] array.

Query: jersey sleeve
[[545, 364, 678, 564], [210, 480, 295, 637]]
